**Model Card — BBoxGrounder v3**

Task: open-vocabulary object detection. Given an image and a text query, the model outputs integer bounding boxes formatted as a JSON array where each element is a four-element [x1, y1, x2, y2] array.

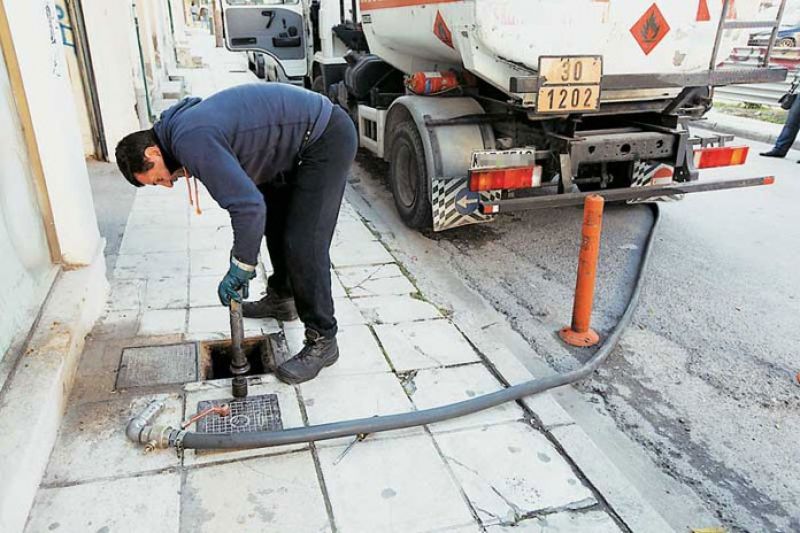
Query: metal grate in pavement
[[116, 343, 198, 389], [196, 394, 283, 434]]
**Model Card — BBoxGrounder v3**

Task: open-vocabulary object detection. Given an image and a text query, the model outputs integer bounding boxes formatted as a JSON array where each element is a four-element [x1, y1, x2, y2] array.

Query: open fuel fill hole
[[197, 333, 288, 380]]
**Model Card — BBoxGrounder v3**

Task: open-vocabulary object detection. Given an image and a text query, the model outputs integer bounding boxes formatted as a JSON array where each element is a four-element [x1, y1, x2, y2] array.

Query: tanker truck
[[222, 0, 788, 231]]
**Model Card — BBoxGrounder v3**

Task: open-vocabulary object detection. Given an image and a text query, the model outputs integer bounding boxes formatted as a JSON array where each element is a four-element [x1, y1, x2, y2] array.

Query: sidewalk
[[26, 30, 640, 532], [700, 108, 799, 151]]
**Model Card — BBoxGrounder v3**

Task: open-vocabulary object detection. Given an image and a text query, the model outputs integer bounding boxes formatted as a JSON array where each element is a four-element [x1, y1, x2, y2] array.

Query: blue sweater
[[153, 83, 333, 265]]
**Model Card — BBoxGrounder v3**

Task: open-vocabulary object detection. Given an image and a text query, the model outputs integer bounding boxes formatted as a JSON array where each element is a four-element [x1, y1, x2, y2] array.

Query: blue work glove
[[218, 256, 257, 307]]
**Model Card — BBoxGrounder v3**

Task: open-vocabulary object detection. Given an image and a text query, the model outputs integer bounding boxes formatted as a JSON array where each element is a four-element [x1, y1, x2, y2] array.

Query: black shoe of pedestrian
[[242, 288, 298, 320], [759, 150, 787, 158], [276, 330, 339, 384]]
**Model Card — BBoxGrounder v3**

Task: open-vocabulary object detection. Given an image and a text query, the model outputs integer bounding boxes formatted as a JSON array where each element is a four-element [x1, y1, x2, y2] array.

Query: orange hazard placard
[[630, 3, 671, 55], [697, 0, 711, 21], [433, 11, 454, 49]]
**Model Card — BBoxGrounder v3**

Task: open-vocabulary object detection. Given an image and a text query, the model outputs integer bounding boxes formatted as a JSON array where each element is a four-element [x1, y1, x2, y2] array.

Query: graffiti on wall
[[55, 3, 75, 49], [43, 0, 66, 78]]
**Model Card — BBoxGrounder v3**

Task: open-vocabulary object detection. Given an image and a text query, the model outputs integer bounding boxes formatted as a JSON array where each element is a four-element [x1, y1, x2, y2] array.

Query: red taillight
[[469, 166, 542, 192], [693, 146, 749, 169]]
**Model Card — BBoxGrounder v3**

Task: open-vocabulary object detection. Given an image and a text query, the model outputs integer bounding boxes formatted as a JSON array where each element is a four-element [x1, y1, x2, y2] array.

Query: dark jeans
[[774, 93, 800, 154], [259, 106, 357, 338]]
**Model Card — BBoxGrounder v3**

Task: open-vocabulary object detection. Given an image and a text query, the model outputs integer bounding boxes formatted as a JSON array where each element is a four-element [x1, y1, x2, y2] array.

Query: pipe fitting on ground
[[125, 399, 165, 444], [126, 400, 183, 452]]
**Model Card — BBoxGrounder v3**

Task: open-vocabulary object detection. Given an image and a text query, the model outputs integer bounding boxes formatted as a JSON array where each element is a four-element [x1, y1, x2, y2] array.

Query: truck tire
[[389, 119, 433, 229], [255, 55, 266, 79], [311, 75, 325, 93]]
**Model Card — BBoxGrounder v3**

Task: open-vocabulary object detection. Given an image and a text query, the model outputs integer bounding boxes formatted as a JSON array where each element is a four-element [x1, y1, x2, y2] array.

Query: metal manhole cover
[[196, 394, 283, 434], [116, 343, 197, 389]]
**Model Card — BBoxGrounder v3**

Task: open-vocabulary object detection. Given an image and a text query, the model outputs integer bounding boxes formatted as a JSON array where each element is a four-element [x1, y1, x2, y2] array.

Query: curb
[[695, 113, 800, 152], [0, 246, 108, 533]]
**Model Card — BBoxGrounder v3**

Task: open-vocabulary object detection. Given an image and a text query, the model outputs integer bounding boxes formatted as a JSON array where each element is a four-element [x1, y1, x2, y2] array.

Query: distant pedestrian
[[761, 72, 800, 161], [190, 1, 198, 23], [114, 84, 358, 385]]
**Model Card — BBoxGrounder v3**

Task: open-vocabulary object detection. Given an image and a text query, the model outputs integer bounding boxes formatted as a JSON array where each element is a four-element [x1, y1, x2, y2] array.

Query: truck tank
[[360, 0, 762, 99]]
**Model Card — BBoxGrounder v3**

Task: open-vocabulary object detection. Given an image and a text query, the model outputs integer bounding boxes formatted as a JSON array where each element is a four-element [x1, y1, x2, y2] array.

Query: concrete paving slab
[[144, 276, 189, 310], [485, 509, 621, 532], [114, 251, 189, 280], [127, 209, 188, 229], [91, 309, 140, 340], [43, 394, 182, 485], [186, 306, 279, 340], [434, 422, 595, 526], [190, 250, 229, 276], [330, 239, 394, 267], [299, 372, 418, 446], [119, 226, 188, 254], [523, 393, 576, 430], [189, 225, 233, 251], [354, 295, 442, 324], [332, 296, 367, 326], [336, 262, 404, 287], [336, 263, 418, 297], [106, 278, 145, 311], [189, 275, 222, 307], [183, 376, 307, 465], [188, 208, 231, 228], [407, 364, 525, 433], [331, 271, 347, 298], [138, 309, 187, 336], [373, 319, 480, 371], [338, 203, 361, 223], [317, 434, 476, 532], [26, 473, 180, 533], [333, 218, 377, 245], [284, 324, 391, 376], [180, 452, 330, 533]]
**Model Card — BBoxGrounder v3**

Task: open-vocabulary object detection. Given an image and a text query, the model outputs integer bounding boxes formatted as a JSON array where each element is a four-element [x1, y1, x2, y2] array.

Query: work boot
[[242, 288, 298, 320], [759, 149, 786, 158], [276, 329, 339, 384]]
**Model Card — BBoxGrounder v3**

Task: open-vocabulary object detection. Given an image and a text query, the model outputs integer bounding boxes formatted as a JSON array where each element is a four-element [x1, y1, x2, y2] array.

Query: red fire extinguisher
[[405, 71, 462, 95]]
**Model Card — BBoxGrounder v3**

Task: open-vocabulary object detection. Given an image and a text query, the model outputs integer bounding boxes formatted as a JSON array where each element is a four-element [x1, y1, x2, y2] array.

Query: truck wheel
[[255, 55, 266, 79], [389, 120, 433, 229]]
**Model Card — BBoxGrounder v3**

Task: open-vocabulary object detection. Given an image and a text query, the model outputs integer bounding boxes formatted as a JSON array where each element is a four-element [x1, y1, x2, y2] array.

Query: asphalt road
[[348, 131, 800, 532]]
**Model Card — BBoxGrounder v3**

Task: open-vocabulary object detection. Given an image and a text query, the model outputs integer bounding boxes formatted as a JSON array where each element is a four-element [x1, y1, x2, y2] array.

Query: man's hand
[[218, 256, 257, 307]]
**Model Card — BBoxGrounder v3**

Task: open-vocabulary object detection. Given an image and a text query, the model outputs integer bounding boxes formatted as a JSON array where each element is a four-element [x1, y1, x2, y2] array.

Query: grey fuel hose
[[134, 204, 660, 451]]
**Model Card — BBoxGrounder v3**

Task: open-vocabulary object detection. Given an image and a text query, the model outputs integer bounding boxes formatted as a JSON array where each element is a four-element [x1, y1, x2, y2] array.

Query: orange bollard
[[559, 195, 605, 347]]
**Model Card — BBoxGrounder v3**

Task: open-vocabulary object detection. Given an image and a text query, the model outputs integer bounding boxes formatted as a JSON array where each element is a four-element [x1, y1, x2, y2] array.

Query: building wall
[[5, 0, 102, 266], [0, 45, 57, 387], [54, 0, 95, 157], [82, 0, 142, 160]]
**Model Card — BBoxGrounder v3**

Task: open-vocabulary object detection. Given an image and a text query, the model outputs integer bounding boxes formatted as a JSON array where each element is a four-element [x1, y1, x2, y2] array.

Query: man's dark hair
[[115, 129, 158, 187]]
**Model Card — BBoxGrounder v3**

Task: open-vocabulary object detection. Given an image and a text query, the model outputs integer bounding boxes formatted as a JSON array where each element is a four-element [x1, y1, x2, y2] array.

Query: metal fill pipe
[[229, 295, 249, 398], [175, 205, 661, 450]]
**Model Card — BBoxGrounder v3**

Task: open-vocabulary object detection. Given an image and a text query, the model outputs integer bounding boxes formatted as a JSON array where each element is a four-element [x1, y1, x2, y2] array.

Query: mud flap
[[628, 161, 684, 204], [432, 177, 500, 231]]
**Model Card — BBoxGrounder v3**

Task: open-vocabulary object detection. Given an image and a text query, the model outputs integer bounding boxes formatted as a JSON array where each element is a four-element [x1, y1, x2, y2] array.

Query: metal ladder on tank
[[709, 0, 789, 70]]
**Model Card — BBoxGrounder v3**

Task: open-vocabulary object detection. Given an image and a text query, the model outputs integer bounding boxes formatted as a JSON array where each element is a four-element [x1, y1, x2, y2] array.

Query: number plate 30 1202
[[537, 85, 601, 113], [536, 55, 602, 114]]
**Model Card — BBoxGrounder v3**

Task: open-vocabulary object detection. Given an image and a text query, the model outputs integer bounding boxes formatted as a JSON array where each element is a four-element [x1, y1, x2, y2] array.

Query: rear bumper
[[509, 67, 788, 94], [479, 176, 774, 213]]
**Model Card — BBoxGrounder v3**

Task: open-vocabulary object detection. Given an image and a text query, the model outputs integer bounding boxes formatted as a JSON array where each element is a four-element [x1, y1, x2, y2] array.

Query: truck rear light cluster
[[469, 166, 542, 192], [693, 146, 749, 169]]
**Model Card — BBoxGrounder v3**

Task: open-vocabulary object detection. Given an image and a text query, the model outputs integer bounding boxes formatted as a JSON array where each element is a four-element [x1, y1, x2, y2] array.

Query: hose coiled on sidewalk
[[137, 204, 660, 451]]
